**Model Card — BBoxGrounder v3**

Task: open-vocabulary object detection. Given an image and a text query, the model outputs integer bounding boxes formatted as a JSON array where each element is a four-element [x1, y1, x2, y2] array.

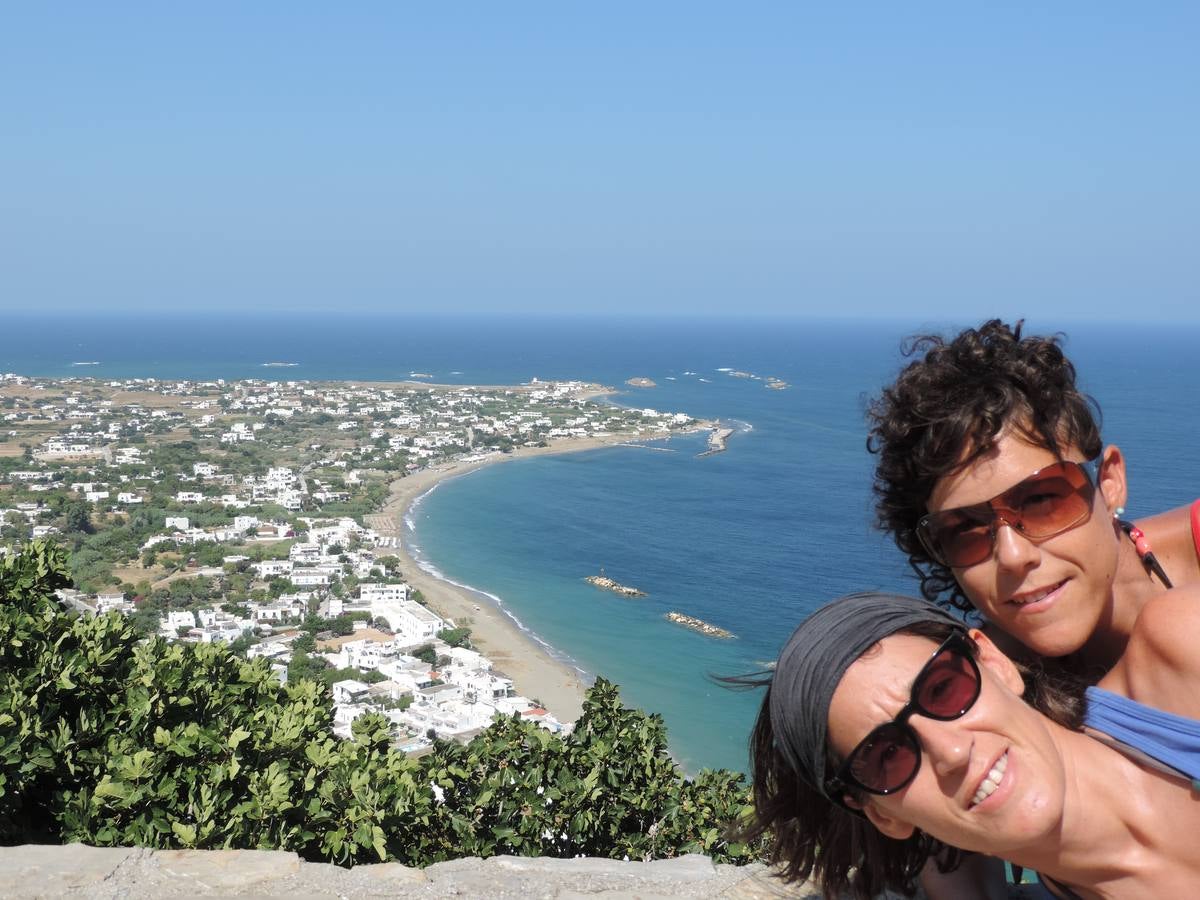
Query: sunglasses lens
[[922, 462, 1095, 567], [848, 723, 920, 793], [915, 645, 980, 718], [1006, 463, 1093, 538], [923, 508, 994, 567]]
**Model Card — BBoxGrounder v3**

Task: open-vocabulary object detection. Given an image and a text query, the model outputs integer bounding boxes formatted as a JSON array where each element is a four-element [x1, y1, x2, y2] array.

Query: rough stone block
[[637, 854, 719, 880], [486, 855, 634, 876], [2, 843, 138, 891], [154, 848, 303, 889], [355, 861, 428, 884]]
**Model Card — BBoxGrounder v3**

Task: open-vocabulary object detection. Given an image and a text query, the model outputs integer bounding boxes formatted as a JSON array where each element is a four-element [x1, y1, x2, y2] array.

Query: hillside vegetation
[[0, 541, 759, 866]]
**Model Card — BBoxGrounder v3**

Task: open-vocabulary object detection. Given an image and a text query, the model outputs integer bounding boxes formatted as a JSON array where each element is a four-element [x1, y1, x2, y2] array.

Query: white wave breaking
[[402, 478, 592, 679], [406, 542, 592, 678]]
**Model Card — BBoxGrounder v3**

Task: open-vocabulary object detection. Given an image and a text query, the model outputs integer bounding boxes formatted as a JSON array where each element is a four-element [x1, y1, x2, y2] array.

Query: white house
[[329, 638, 401, 672], [159, 610, 197, 634], [291, 570, 330, 588], [252, 559, 293, 578], [95, 592, 130, 615], [331, 679, 373, 705], [359, 582, 408, 604], [289, 543, 321, 563], [375, 598, 444, 642]]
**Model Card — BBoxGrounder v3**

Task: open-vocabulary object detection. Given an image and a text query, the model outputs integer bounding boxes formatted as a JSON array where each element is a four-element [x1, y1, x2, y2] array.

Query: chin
[[1023, 627, 1089, 660], [1030, 639, 1082, 659]]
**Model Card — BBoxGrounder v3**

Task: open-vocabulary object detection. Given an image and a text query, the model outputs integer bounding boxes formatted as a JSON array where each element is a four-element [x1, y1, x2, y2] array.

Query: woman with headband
[[746, 591, 1200, 899]]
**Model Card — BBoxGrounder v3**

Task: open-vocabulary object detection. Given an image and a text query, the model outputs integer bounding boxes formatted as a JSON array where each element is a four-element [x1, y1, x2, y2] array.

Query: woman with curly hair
[[863, 320, 1200, 895], [867, 319, 1199, 673]]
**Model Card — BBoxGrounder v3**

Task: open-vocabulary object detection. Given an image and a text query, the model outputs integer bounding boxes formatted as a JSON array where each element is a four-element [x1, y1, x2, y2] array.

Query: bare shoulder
[[1135, 502, 1200, 587], [1110, 584, 1200, 716], [1128, 585, 1200, 664]]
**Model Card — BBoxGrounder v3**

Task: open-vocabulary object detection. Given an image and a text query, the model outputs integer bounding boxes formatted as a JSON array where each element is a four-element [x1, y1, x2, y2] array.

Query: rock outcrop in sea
[[665, 612, 734, 639], [585, 572, 646, 597]]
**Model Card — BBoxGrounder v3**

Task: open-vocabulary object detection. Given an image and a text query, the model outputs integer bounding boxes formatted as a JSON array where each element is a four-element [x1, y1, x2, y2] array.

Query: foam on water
[[404, 515, 592, 678]]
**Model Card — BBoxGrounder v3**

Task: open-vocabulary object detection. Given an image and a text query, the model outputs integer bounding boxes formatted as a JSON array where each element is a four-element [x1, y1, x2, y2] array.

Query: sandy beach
[[369, 434, 656, 724]]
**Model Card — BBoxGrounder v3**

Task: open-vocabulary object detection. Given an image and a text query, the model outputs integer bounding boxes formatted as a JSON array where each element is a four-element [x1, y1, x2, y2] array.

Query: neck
[[1002, 727, 1156, 890], [1074, 539, 1163, 673]]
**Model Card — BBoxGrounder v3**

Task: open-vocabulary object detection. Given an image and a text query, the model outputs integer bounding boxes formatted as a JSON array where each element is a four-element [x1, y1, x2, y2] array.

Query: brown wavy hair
[[866, 319, 1103, 611], [737, 620, 1085, 900]]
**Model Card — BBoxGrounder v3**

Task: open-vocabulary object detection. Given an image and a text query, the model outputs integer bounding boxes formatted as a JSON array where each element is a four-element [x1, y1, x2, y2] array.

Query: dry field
[[315, 627, 395, 650], [109, 562, 169, 587]]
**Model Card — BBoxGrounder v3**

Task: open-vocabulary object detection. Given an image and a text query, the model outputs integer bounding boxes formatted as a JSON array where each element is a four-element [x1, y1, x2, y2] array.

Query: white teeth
[[970, 752, 1008, 807], [1011, 585, 1054, 605]]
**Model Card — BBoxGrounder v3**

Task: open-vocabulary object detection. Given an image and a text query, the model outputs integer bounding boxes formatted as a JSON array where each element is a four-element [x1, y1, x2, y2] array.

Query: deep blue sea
[[4, 312, 1198, 773]]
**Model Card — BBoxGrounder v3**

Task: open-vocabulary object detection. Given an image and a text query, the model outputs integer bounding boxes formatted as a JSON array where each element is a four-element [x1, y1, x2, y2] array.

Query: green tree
[[412, 644, 437, 665], [0, 542, 760, 867], [286, 649, 329, 682], [60, 499, 94, 535], [437, 627, 472, 649], [291, 632, 316, 653]]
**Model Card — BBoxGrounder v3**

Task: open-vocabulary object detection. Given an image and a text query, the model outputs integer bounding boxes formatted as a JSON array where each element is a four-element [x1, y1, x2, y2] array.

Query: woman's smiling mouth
[[1009, 580, 1067, 609], [970, 750, 1009, 808]]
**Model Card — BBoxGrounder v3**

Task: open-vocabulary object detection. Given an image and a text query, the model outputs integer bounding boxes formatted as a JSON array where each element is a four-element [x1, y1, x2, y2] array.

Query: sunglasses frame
[[915, 459, 1101, 569], [825, 631, 981, 801]]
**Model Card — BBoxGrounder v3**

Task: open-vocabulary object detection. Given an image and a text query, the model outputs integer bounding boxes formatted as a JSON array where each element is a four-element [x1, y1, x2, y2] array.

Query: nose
[[910, 717, 972, 777], [992, 514, 1039, 573]]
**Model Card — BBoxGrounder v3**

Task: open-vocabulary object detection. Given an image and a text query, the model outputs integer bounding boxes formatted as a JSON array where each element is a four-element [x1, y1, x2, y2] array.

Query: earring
[[1113, 506, 1126, 519]]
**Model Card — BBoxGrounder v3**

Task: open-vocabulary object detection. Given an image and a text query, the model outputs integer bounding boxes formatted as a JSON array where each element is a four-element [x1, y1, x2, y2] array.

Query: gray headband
[[768, 591, 965, 798]]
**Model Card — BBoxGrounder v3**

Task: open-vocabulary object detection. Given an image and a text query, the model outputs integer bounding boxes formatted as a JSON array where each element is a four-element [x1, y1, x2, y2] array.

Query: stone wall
[[1, 845, 812, 898]]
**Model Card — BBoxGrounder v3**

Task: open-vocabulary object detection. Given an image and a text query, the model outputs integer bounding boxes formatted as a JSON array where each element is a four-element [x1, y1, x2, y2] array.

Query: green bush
[[0, 542, 759, 866]]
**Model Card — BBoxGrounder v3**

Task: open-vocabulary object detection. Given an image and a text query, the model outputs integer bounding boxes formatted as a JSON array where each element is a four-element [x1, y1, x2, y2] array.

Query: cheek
[[954, 565, 998, 610], [1076, 520, 1120, 583]]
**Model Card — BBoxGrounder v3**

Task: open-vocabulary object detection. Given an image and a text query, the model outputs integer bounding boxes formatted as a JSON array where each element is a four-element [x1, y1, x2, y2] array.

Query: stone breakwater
[[0, 845, 805, 899], [666, 611, 734, 639], [698, 426, 734, 458], [585, 574, 647, 597]]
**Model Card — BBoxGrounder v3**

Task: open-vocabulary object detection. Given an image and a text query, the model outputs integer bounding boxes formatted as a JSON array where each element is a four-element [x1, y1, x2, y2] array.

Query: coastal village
[[0, 371, 705, 755]]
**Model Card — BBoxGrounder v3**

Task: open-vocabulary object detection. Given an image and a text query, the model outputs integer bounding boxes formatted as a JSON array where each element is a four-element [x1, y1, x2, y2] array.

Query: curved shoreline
[[372, 434, 667, 723], [403, 478, 594, 678]]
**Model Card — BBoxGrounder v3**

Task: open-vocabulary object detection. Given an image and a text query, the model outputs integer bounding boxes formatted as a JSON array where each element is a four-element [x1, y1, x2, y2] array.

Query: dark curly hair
[[737, 620, 1085, 900], [866, 319, 1103, 611]]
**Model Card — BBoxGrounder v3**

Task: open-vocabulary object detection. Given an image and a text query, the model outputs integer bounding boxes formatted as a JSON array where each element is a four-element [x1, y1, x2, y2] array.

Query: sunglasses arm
[[822, 776, 870, 819]]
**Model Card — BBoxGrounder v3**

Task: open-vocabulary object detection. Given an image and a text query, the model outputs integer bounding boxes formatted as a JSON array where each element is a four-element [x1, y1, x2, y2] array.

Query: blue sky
[[2, 4, 1197, 320]]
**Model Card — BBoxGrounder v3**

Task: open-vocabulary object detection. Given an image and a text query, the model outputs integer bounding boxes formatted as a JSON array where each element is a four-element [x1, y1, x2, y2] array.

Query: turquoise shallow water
[[4, 314, 1199, 772]]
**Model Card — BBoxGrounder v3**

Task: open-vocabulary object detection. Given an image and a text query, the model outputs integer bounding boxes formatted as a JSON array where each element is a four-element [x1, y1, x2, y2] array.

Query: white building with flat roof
[[359, 582, 408, 604], [373, 596, 443, 642], [252, 559, 293, 578], [159, 610, 197, 635]]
